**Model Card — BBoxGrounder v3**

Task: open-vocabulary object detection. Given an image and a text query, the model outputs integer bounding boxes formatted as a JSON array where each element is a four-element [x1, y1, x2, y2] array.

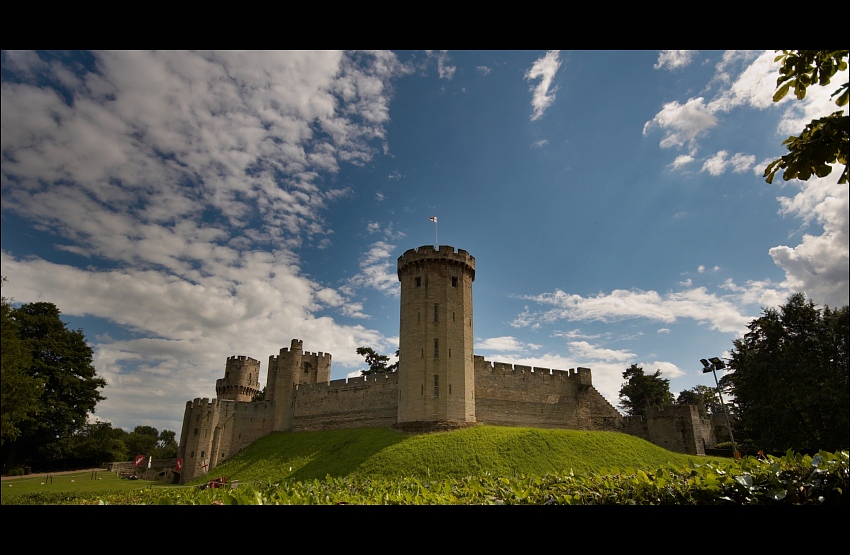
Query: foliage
[[764, 50, 849, 185], [721, 293, 849, 453], [618, 364, 674, 417], [1, 302, 106, 469], [124, 426, 178, 460], [356, 347, 399, 376], [68, 421, 128, 466], [676, 385, 721, 417], [0, 282, 42, 445], [6, 449, 847, 505]]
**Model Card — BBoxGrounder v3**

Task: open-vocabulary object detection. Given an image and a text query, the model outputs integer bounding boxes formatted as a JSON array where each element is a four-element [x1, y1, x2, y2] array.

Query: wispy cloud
[[525, 50, 561, 121], [475, 336, 542, 352], [701, 151, 757, 175], [0, 50, 407, 433], [513, 287, 755, 334], [654, 50, 697, 71]]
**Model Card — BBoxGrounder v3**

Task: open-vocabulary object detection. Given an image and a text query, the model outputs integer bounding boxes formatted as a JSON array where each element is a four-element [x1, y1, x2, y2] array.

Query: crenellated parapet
[[397, 245, 476, 280], [217, 355, 261, 402], [473, 356, 593, 386]]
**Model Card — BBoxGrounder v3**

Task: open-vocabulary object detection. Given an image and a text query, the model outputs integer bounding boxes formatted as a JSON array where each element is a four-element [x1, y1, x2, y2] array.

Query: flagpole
[[430, 216, 438, 248]]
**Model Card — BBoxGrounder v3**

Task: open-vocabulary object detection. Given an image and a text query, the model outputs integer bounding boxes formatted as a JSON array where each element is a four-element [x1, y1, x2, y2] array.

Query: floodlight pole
[[702, 358, 738, 458]]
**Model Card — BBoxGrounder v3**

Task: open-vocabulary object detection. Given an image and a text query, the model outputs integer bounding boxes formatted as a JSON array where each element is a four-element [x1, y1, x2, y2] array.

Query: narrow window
[[449, 348, 452, 358], [421, 384, 424, 395], [194, 428, 199, 436], [421, 348, 424, 358], [452, 311, 455, 322], [415, 276, 421, 287], [434, 303, 439, 322], [452, 276, 458, 287], [434, 338, 439, 358], [434, 375, 439, 397], [449, 384, 452, 394], [190, 451, 194, 458]]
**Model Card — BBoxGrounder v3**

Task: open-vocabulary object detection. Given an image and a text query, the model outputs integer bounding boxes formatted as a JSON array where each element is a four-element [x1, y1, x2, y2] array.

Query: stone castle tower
[[266, 339, 332, 431], [216, 356, 261, 402], [397, 245, 476, 427]]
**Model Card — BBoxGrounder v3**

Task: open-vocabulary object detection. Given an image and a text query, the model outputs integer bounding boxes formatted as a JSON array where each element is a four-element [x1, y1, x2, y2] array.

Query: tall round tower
[[396, 245, 476, 427], [216, 356, 261, 402]]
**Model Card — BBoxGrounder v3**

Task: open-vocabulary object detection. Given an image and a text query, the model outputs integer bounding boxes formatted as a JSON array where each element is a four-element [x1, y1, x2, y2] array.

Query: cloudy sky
[[2, 50, 847, 440]]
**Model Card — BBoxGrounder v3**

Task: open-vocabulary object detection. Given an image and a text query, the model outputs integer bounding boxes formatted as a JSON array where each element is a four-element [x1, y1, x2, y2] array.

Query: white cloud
[[568, 341, 635, 362], [346, 241, 400, 297], [0, 51, 407, 435], [515, 287, 753, 334], [428, 51, 456, 80], [643, 97, 718, 149], [670, 154, 695, 170], [476, 66, 491, 76], [701, 151, 757, 176], [475, 336, 541, 352], [654, 50, 697, 71], [525, 51, 561, 121], [770, 171, 849, 307]]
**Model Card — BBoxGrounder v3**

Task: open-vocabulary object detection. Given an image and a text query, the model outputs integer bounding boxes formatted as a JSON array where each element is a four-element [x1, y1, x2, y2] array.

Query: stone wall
[[292, 373, 399, 431], [473, 358, 622, 429]]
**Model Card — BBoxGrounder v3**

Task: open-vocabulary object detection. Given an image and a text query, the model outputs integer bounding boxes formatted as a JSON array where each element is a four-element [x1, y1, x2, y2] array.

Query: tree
[[764, 50, 849, 185], [154, 429, 178, 459], [2, 302, 106, 469], [124, 425, 159, 458], [618, 364, 674, 417], [69, 421, 128, 466], [721, 293, 848, 453], [1, 281, 42, 445], [356, 347, 399, 376], [676, 385, 721, 417]]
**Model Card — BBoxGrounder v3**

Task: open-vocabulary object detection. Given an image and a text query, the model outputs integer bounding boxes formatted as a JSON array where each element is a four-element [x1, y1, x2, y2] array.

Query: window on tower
[[434, 303, 439, 322], [415, 276, 421, 287], [434, 338, 439, 358], [452, 276, 458, 287], [434, 375, 439, 397]]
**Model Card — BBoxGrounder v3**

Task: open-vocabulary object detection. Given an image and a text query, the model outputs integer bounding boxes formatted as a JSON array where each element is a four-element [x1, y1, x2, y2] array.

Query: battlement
[[398, 245, 475, 279], [473, 357, 592, 386], [187, 397, 222, 410], [227, 355, 259, 363], [296, 373, 399, 392]]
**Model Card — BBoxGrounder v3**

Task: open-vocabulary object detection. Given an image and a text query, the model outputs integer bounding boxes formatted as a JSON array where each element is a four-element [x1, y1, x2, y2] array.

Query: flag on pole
[[148, 455, 152, 469], [429, 216, 438, 246]]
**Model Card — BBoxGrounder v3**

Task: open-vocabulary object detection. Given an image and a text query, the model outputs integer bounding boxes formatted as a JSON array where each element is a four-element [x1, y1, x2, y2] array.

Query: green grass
[[2, 426, 721, 504], [1, 469, 165, 502], [189, 426, 708, 486]]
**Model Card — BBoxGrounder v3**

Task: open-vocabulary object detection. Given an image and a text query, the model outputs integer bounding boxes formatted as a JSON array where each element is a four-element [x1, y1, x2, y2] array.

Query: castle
[[177, 245, 720, 483]]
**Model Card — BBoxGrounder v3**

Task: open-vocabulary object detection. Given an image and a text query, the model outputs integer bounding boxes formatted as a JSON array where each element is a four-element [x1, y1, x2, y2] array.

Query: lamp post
[[700, 357, 739, 459]]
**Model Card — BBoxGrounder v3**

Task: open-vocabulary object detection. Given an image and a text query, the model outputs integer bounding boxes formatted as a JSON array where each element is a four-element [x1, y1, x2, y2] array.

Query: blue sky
[[2, 50, 847, 440]]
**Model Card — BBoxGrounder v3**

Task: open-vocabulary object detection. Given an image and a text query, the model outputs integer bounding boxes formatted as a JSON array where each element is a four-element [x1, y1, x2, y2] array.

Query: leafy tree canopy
[[721, 293, 848, 453], [357, 347, 399, 376], [676, 385, 722, 417], [1, 281, 42, 445], [764, 50, 849, 185], [618, 364, 674, 418], [2, 301, 106, 468]]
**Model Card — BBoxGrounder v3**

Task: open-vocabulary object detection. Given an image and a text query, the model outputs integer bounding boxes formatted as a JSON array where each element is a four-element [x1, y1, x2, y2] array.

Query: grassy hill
[[191, 426, 708, 486]]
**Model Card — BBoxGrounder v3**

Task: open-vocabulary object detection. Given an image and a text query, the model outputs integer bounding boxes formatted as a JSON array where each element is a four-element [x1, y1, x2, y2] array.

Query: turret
[[216, 356, 261, 402], [396, 245, 476, 427]]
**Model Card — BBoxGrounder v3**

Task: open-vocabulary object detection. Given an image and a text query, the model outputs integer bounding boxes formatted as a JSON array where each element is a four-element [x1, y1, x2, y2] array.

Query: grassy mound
[[194, 425, 705, 486]]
